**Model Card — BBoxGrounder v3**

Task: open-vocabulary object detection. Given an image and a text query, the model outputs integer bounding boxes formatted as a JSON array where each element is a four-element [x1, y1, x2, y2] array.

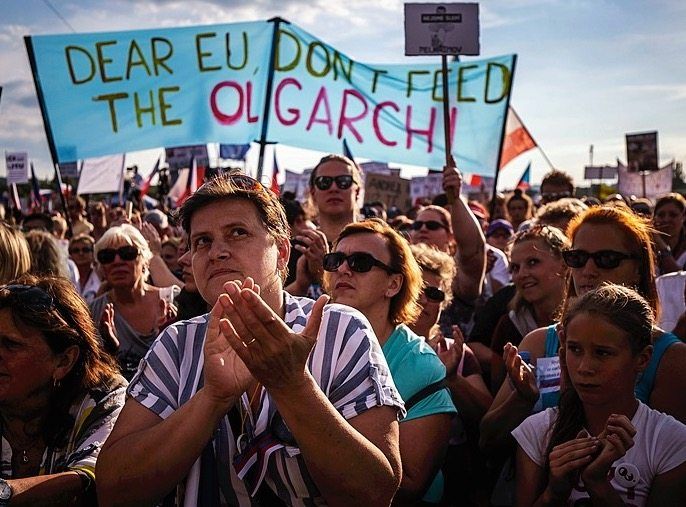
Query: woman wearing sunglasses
[[68, 234, 101, 304], [652, 193, 686, 274], [324, 219, 457, 504], [90, 224, 177, 379], [0, 274, 126, 505], [489, 207, 685, 452], [513, 285, 686, 506], [410, 243, 493, 505]]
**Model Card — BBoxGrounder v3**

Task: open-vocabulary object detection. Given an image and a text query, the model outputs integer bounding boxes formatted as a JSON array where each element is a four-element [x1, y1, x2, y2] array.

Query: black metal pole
[[24, 35, 72, 234], [489, 54, 517, 218], [256, 17, 289, 182], [441, 55, 456, 205]]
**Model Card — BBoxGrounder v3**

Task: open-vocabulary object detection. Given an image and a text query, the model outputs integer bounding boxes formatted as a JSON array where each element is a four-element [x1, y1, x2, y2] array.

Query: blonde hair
[[0, 222, 31, 284], [410, 243, 455, 310], [94, 224, 153, 279]]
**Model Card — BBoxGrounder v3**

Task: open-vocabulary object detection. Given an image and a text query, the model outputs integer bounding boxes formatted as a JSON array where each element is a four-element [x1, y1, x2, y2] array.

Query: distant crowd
[[0, 157, 684, 506]]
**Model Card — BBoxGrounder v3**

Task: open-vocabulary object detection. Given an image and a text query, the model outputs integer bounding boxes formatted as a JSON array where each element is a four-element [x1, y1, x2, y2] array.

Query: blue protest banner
[[26, 20, 514, 176], [26, 21, 273, 162]]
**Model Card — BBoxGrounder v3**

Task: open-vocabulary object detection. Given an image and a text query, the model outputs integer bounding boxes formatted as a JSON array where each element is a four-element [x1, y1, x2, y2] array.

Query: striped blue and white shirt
[[128, 292, 404, 506]]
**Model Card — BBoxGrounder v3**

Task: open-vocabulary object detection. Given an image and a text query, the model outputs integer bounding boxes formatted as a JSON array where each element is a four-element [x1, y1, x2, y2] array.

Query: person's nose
[[576, 353, 596, 376], [208, 239, 230, 261]]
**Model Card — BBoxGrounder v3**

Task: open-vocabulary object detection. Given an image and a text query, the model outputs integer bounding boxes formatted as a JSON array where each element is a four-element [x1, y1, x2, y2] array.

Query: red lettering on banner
[[372, 101, 399, 147], [406, 106, 436, 152], [337, 89, 368, 143], [245, 81, 258, 123], [210, 81, 243, 125], [306, 87, 333, 134], [274, 77, 302, 126]]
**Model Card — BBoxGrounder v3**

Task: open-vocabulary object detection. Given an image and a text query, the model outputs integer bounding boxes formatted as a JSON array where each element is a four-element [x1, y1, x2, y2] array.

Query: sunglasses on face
[[97, 245, 139, 265], [0, 284, 73, 328], [423, 286, 446, 303], [313, 175, 354, 191], [411, 220, 447, 231], [562, 249, 637, 269], [323, 251, 397, 274], [69, 246, 93, 255], [541, 191, 572, 203]]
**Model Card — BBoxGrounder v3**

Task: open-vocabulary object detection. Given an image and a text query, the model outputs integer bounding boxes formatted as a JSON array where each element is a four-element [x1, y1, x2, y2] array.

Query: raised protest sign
[[26, 20, 514, 176], [5, 152, 29, 185], [77, 154, 126, 195], [59, 161, 80, 178], [165, 145, 209, 170], [584, 165, 618, 180], [404, 3, 480, 56], [626, 131, 658, 173], [364, 173, 412, 211], [618, 160, 672, 199]]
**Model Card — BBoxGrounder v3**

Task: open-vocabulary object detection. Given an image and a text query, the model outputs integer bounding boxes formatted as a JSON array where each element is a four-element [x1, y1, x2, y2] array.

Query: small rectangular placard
[[404, 3, 480, 56]]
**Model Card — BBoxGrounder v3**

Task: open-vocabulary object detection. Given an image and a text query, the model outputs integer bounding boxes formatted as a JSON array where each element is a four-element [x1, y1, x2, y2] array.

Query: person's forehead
[[317, 160, 354, 176], [190, 198, 266, 234], [573, 223, 630, 250], [336, 232, 390, 258]]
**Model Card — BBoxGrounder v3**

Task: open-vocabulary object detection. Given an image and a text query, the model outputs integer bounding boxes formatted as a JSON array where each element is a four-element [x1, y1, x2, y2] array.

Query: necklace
[[21, 450, 29, 464]]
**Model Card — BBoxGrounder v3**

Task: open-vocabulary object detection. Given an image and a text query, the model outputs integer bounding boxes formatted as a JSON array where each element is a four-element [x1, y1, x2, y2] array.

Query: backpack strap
[[404, 379, 448, 412]]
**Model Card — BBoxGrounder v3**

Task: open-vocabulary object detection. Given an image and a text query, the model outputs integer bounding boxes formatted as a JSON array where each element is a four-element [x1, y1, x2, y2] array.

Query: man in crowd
[[539, 169, 575, 204]]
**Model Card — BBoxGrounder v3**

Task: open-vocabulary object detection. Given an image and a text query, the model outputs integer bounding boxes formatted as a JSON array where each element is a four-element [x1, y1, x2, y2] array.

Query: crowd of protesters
[[0, 158, 684, 506]]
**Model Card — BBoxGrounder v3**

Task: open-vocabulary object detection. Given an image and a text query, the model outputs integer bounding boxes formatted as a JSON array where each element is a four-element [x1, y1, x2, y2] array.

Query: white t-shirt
[[512, 402, 686, 506], [484, 245, 510, 298], [656, 271, 686, 332]]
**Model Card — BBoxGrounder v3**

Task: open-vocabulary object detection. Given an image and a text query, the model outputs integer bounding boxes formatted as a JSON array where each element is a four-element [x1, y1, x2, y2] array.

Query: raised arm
[[97, 297, 253, 506], [443, 165, 486, 301]]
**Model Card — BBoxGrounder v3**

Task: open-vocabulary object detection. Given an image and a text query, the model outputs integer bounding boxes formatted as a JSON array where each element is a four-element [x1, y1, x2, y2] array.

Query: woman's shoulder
[[518, 325, 552, 358]]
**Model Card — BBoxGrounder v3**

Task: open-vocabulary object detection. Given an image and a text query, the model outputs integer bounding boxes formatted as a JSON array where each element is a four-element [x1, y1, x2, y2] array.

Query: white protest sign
[[77, 154, 126, 195], [404, 3, 480, 56], [5, 152, 29, 185]]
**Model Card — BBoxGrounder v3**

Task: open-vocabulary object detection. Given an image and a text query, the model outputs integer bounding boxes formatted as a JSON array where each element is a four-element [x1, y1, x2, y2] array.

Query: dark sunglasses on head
[[313, 175, 354, 191], [411, 220, 447, 231], [0, 284, 55, 312], [323, 251, 397, 274], [423, 286, 446, 303], [562, 249, 637, 270], [97, 245, 139, 265], [69, 246, 93, 255]]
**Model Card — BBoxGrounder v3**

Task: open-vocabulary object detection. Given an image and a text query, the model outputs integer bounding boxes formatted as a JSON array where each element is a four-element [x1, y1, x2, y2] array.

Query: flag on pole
[[219, 143, 251, 161], [9, 183, 21, 212], [171, 156, 205, 207], [516, 163, 531, 190], [271, 150, 281, 196], [30, 163, 42, 209], [140, 157, 161, 197], [499, 107, 537, 170]]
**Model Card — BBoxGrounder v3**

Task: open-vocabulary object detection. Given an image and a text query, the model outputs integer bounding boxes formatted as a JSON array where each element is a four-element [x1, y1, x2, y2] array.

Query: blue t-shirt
[[382, 324, 457, 503]]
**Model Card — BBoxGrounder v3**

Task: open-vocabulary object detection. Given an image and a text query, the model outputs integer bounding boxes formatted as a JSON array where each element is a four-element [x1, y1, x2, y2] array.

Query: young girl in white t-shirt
[[512, 284, 686, 506]]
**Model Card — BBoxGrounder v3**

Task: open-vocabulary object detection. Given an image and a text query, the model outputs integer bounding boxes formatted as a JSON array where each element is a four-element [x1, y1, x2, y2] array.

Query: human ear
[[385, 273, 404, 298], [275, 236, 291, 275], [635, 344, 653, 373], [54, 345, 80, 382]]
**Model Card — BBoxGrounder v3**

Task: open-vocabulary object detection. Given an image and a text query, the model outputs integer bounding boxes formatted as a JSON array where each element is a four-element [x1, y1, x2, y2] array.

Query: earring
[[53, 377, 61, 389]]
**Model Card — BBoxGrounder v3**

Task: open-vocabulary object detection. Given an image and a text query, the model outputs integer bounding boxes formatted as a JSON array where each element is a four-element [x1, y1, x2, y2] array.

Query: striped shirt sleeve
[[309, 303, 405, 420], [127, 316, 207, 420]]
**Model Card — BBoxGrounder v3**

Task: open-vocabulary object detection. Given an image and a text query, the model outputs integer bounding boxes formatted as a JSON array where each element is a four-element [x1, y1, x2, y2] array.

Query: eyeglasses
[[323, 252, 398, 274], [69, 246, 93, 255], [313, 175, 354, 191], [411, 220, 447, 231], [423, 286, 446, 303], [562, 249, 637, 270], [97, 245, 139, 264]]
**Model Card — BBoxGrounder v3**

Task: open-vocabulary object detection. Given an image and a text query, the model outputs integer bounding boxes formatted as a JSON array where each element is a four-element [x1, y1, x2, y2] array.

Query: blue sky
[[1, 0, 684, 189]]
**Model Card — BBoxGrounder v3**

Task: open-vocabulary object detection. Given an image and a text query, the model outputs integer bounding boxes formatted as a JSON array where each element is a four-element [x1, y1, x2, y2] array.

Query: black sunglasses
[[97, 245, 139, 265], [423, 286, 446, 303], [323, 252, 397, 274], [562, 249, 637, 270], [69, 246, 93, 255], [411, 220, 447, 231], [313, 175, 354, 191]]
